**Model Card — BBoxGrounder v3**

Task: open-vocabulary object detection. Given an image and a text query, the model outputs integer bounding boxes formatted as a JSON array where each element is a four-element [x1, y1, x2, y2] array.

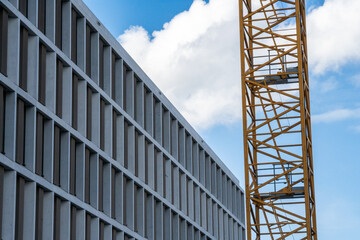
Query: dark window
[[122, 176, 127, 225], [86, 86, 92, 140], [0, 166, 4, 237], [85, 213, 91, 240], [163, 156, 166, 197], [171, 164, 175, 204], [153, 97, 160, 140], [134, 184, 138, 232], [56, 59, 63, 117], [135, 130, 139, 177], [84, 148, 90, 203], [54, 196, 61, 240], [0, 7, 8, 76], [123, 64, 128, 111], [112, 110, 117, 160], [71, 8, 78, 64], [112, 228, 118, 240], [134, 77, 143, 125], [55, 0, 63, 48], [19, 0, 28, 17], [35, 112, 44, 176], [53, 125, 61, 186], [15, 176, 25, 240], [35, 187, 44, 240], [111, 51, 119, 100], [98, 158, 104, 212], [99, 221, 105, 240], [162, 107, 168, 149], [99, 38, 104, 89], [38, 0, 46, 34], [70, 205, 77, 240], [154, 148, 158, 192], [69, 137, 76, 195], [124, 120, 129, 169], [19, 26, 28, 91], [72, 73, 78, 129], [144, 86, 151, 133], [111, 167, 116, 219], [0, 85, 5, 154], [145, 139, 149, 184], [100, 98, 105, 150], [16, 98, 26, 165], [85, 24, 92, 77], [38, 44, 47, 105]]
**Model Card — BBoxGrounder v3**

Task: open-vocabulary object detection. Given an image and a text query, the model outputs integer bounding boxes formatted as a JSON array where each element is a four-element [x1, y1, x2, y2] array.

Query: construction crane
[[238, 0, 317, 239]]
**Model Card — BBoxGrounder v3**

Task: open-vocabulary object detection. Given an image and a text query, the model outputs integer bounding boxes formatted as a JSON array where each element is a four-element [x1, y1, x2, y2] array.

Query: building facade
[[0, 0, 245, 239]]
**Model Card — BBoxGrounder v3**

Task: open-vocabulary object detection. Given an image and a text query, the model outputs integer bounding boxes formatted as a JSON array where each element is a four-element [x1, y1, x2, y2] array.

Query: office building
[[0, 0, 245, 239]]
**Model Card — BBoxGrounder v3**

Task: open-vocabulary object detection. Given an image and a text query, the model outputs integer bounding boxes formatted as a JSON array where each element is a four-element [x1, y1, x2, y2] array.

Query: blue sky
[[84, 0, 360, 239]]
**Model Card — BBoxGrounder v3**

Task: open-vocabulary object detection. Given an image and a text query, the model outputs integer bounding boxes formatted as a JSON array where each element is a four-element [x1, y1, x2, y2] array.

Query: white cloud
[[307, 0, 360, 74], [312, 108, 360, 123], [118, 0, 360, 129], [118, 0, 241, 129]]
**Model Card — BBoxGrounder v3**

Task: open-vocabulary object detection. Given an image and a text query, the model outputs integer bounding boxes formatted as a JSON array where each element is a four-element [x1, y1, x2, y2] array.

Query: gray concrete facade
[[0, 0, 245, 239]]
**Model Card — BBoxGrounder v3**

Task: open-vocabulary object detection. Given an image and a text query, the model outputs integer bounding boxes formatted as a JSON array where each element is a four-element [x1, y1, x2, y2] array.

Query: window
[[171, 163, 176, 204], [19, 26, 29, 91], [86, 86, 92, 140], [0, 85, 5, 153], [55, 0, 63, 48], [110, 167, 117, 219], [0, 166, 4, 237], [112, 110, 118, 160], [98, 158, 104, 212], [84, 147, 96, 208], [100, 98, 105, 150], [35, 187, 44, 240], [153, 97, 161, 141], [70, 205, 77, 240], [84, 148, 91, 203], [35, 112, 45, 176], [71, 8, 79, 64], [124, 120, 132, 170], [38, 43, 47, 105], [0, 7, 8, 76], [69, 137, 76, 195], [135, 77, 143, 126], [162, 106, 169, 150], [54, 197, 61, 240], [99, 221, 105, 240], [144, 86, 152, 133], [15, 176, 25, 240], [134, 130, 139, 177], [185, 132, 192, 172], [53, 125, 61, 186], [144, 139, 149, 184], [99, 38, 105, 89], [111, 51, 120, 101], [56, 59, 63, 117], [19, 0, 28, 18], [16, 98, 26, 165], [85, 213, 92, 240], [38, 0, 46, 34], [85, 23, 94, 77], [123, 64, 128, 111], [170, 115, 177, 157], [72, 73, 78, 129]]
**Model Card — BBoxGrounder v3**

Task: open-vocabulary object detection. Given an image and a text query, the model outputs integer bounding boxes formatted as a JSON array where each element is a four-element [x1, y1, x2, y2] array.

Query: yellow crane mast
[[239, 0, 317, 239]]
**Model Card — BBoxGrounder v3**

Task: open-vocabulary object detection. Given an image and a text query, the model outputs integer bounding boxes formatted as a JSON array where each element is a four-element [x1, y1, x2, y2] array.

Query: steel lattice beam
[[239, 0, 317, 239]]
